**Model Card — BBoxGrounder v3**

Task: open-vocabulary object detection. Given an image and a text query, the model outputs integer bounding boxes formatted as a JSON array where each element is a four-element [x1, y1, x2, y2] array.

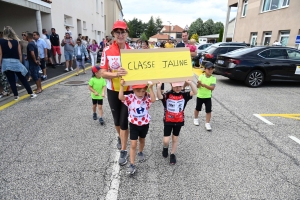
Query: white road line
[[253, 114, 275, 125], [289, 136, 300, 145], [105, 150, 121, 200]]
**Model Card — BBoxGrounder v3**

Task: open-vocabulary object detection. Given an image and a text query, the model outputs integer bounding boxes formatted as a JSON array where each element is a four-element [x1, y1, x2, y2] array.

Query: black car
[[200, 42, 248, 67], [214, 47, 300, 87]]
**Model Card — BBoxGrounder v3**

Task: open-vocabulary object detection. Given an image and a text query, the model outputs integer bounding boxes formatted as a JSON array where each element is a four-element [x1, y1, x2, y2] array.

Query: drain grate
[[62, 81, 87, 86]]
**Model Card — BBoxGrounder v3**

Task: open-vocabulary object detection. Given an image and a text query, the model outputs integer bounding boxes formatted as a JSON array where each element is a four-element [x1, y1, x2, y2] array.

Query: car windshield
[[206, 46, 217, 54], [203, 46, 212, 51]]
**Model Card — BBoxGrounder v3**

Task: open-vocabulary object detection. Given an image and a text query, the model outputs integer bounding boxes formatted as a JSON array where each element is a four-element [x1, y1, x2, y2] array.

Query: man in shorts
[[50, 28, 62, 65], [61, 32, 75, 71]]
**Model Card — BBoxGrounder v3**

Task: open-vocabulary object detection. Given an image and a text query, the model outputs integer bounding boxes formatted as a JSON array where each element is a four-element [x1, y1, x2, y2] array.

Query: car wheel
[[245, 70, 264, 87]]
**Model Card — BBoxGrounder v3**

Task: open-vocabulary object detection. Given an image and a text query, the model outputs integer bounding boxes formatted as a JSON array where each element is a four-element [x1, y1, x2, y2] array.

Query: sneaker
[[93, 113, 97, 120], [170, 154, 176, 165], [30, 94, 37, 99], [39, 70, 43, 74], [99, 117, 104, 125], [14, 96, 19, 100], [65, 68, 69, 72], [43, 75, 47, 80], [16, 83, 21, 87], [119, 150, 128, 166], [70, 67, 74, 71], [205, 123, 212, 131], [127, 164, 136, 175], [162, 147, 168, 158], [137, 152, 145, 162], [117, 137, 121, 150], [193, 118, 199, 126]]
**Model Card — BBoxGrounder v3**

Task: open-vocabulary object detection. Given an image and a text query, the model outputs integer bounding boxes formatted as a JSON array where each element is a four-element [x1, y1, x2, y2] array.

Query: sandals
[[35, 90, 43, 94]]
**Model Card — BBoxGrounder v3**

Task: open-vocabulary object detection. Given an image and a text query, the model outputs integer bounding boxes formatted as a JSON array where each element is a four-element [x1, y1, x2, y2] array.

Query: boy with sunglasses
[[193, 62, 216, 131]]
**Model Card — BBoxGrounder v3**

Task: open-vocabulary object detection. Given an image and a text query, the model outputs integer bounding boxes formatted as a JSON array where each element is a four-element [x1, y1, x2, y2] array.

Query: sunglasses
[[114, 31, 126, 36], [22, 34, 26, 36]]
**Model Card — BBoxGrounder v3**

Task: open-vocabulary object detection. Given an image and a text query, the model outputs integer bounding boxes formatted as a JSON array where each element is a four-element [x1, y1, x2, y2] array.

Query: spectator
[[61, 32, 75, 71], [0, 26, 37, 100], [88, 39, 100, 66], [50, 28, 62, 65], [33, 31, 48, 80], [20, 31, 30, 81], [165, 39, 174, 48], [42, 29, 55, 68], [74, 38, 89, 75], [65, 26, 72, 37]]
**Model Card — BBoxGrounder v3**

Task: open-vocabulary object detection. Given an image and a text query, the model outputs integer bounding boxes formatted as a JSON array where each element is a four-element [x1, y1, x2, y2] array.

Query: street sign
[[295, 35, 300, 44]]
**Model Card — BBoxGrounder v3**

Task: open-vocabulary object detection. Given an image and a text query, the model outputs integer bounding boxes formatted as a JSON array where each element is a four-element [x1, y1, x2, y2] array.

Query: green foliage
[[189, 18, 224, 37], [140, 32, 148, 41], [202, 19, 214, 36], [146, 16, 156, 38], [191, 33, 199, 41], [155, 17, 164, 33], [188, 18, 203, 38], [125, 17, 145, 38], [218, 28, 224, 42], [213, 22, 224, 34]]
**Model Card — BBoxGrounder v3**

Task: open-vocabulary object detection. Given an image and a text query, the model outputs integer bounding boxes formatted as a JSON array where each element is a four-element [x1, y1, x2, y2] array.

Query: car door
[[259, 49, 291, 80], [286, 49, 300, 80]]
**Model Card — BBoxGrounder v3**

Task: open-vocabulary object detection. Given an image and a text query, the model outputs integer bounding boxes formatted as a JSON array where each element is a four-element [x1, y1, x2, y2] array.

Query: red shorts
[[52, 46, 61, 56]]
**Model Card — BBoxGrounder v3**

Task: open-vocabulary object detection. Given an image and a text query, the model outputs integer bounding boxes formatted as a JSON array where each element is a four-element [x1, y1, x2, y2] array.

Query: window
[[96, 0, 99, 13], [176, 33, 182, 38], [242, 0, 248, 17], [64, 15, 72, 26], [259, 49, 288, 59], [101, 2, 104, 16], [263, 32, 272, 46], [92, 24, 94, 31], [83, 21, 87, 29], [287, 49, 300, 60], [279, 31, 290, 46], [262, 0, 289, 12], [250, 32, 257, 46]]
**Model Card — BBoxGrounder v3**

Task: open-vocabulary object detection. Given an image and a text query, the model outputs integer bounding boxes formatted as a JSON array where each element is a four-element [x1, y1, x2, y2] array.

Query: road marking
[[253, 114, 275, 125], [289, 136, 300, 145], [260, 114, 300, 121], [105, 149, 121, 200], [0, 67, 91, 111]]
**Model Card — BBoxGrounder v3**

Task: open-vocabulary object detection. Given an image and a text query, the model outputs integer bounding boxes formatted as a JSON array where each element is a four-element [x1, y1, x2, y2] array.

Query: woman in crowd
[[100, 21, 132, 166], [88, 39, 100, 66], [74, 38, 89, 76], [0, 26, 36, 100], [20, 31, 31, 81]]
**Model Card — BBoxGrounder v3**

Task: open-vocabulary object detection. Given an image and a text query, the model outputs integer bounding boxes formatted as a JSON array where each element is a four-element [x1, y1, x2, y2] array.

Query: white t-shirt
[[41, 34, 51, 50]]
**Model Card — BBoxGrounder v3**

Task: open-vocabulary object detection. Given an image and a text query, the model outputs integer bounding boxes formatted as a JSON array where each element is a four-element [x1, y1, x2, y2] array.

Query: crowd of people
[[0, 21, 217, 176]]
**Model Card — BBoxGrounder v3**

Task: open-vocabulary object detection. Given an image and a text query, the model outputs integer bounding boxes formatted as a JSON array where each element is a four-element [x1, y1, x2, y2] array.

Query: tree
[[188, 18, 203, 37], [146, 16, 156, 38], [213, 22, 224, 34], [218, 28, 224, 42], [140, 32, 148, 41], [191, 33, 199, 42], [202, 19, 215, 36], [155, 17, 164, 33], [125, 17, 145, 38]]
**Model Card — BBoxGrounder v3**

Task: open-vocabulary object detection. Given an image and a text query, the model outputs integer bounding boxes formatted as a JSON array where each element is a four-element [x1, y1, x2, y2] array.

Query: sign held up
[[120, 48, 193, 85]]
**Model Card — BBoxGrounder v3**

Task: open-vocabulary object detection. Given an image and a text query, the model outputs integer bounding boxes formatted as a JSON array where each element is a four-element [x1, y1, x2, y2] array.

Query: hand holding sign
[[117, 67, 128, 77]]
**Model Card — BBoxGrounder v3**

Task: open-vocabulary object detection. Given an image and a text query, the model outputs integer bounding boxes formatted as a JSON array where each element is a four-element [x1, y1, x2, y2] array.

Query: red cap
[[92, 66, 101, 73], [132, 84, 147, 89], [112, 20, 128, 31]]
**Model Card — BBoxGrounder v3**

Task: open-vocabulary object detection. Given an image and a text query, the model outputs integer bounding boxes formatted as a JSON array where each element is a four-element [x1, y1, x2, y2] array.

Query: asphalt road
[[0, 73, 300, 199]]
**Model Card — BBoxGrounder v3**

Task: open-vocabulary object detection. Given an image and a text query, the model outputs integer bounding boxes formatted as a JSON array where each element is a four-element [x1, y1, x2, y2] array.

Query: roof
[[161, 25, 184, 33], [199, 34, 233, 39], [149, 33, 169, 40]]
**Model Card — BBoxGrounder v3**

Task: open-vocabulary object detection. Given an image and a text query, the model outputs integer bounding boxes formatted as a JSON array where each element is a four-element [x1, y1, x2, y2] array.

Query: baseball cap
[[171, 82, 184, 87], [204, 62, 214, 69], [92, 66, 101, 73], [112, 20, 128, 31], [132, 84, 147, 89]]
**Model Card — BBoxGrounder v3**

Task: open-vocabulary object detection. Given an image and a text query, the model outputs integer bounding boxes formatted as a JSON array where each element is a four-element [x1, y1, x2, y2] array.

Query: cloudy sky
[[122, 0, 237, 28]]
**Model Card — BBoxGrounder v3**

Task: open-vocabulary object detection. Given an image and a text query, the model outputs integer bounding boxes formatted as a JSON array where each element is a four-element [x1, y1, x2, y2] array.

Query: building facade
[[224, 0, 299, 47], [0, 0, 123, 61]]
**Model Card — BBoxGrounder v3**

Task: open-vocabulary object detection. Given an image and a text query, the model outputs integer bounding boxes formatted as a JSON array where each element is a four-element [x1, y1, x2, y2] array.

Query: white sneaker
[[30, 93, 37, 99], [65, 68, 69, 72], [16, 83, 21, 87], [70, 67, 73, 71], [205, 123, 212, 131], [193, 118, 199, 126], [156, 97, 159, 101]]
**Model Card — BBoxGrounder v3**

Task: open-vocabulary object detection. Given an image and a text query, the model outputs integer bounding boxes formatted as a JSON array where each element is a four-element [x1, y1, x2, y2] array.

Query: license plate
[[217, 60, 224, 65]]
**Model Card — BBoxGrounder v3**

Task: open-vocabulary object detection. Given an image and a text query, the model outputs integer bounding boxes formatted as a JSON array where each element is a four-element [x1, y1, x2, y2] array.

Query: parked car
[[200, 42, 248, 67], [214, 46, 300, 87], [196, 43, 212, 54]]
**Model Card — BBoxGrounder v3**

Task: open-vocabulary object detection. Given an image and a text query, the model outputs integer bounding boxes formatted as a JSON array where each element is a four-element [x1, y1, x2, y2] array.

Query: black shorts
[[164, 125, 182, 137], [40, 58, 46, 70], [195, 97, 212, 113], [92, 99, 103, 105], [47, 49, 52, 58], [129, 123, 149, 140], [107, 89, 133, 130]]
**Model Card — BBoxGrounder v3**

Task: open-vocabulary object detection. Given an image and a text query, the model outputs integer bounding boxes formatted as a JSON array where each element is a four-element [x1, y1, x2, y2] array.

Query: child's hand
[[197, 81, 202, 87], [148, 81, 154, 88], [102, 93, 106, 98], [120, 79, 125, 86], [185, 80, 193, 85], [94, 92, 99, 96]]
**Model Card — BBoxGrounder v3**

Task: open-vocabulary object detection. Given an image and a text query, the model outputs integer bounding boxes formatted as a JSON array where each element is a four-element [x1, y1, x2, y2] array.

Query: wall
[[233, 0, 300, 47]]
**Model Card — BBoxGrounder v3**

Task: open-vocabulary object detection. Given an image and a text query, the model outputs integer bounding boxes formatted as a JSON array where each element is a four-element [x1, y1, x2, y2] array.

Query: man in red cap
[[100, 20, 133, 166], [119, 80, 156, 175]]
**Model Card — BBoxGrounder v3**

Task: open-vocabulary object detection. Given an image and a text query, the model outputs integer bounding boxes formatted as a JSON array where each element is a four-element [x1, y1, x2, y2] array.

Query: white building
[[0, 0, 123, 61]]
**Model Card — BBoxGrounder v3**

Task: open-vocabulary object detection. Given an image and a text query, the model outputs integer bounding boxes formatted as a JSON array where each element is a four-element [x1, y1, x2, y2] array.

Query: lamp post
[[167, 21, 171, 40]]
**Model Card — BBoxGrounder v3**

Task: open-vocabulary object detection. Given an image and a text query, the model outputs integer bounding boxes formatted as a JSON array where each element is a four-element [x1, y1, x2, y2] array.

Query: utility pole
[[167, 21, 171, 40]]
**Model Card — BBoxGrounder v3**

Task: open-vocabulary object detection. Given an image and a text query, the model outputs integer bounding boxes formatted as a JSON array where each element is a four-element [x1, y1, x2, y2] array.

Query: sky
[[121, 0, 237, 29]]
